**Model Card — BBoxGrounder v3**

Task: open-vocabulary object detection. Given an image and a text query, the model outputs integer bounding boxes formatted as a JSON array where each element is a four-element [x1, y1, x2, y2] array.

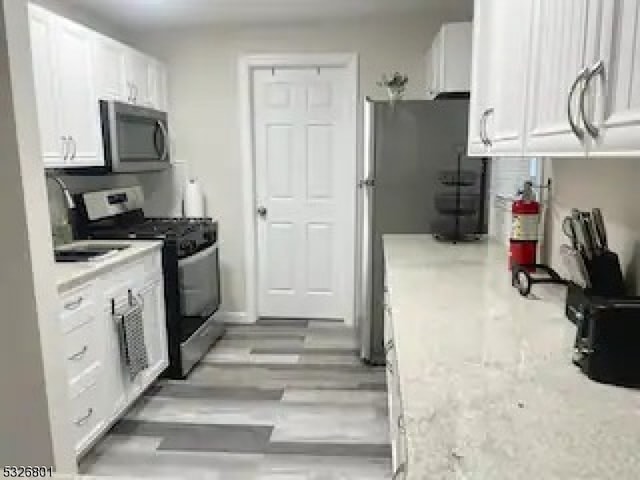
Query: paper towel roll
[[183, 179, 205, 217]]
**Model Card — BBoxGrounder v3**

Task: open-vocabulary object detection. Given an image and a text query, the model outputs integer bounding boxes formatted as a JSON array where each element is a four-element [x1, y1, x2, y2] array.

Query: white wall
[[545, 157, 640, 294], [0, 0, 75, 470], [130, 14, 470, 314]]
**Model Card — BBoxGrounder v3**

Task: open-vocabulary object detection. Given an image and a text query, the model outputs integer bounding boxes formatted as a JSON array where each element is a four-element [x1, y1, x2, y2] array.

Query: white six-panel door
[[253, 67, 351, 320]]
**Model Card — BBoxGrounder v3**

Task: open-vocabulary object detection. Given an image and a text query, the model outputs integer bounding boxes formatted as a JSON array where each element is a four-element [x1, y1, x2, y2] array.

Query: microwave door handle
[[153, 123, 162, 157], [157, 120, 169, 162]]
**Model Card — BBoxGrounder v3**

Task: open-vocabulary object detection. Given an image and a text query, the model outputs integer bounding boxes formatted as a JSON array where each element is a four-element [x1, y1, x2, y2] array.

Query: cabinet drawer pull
[[580, 60, 605, 139], [392, 462, 407, 480], [74, 408, 94, 426], [68, 346, 88, 361], [64, 297, 84, 310], [568, 67, 589, 139]]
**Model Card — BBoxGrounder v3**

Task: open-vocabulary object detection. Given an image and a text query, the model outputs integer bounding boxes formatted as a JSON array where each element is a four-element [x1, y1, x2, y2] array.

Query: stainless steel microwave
[[100, 100, 170, 173]]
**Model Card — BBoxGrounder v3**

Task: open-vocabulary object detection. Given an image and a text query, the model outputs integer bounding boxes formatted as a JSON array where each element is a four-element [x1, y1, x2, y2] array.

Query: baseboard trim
[[216, 311, 254, 324]]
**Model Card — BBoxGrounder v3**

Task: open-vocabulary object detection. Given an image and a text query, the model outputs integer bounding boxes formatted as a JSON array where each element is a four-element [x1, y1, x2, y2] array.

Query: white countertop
[[55, 240, 163, 292], [383, 234, 640, 480]]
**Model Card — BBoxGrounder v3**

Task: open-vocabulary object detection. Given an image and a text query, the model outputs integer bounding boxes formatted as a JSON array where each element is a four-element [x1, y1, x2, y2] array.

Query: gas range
[[73, 186, 224, 379]]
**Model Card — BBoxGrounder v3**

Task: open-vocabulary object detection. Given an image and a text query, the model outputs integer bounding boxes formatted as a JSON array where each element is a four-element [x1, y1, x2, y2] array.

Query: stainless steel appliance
[[100, 101, 170, 173], [358, 99, 486, 364], [74, 186, 223, 378]]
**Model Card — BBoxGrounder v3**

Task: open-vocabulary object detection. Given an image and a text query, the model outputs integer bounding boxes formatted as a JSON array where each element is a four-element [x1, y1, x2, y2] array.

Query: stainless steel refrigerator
[[358, 98, 486, 364]]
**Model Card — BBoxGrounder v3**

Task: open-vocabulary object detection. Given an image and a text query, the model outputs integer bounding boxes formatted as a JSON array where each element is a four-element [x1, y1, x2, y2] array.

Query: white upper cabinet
[[488, 0, 533, 155], [125, 50, 152, 107], [28, 6, 64, 167], [95, 37, 168, 110], [426, 22, 472, 99], [469, 0, 640, 158], [425, 45, 438, 100], [468, 1, 496, 156], [525, 1, 600, 157], [94, 36, 128, 103], [55, 17, 102, 166], [589, 0, 640, 156], [29, 5, 102, 168], [148, 59, 169, 111], [468, 1, 532, 157], [28, 5, 169, 169]]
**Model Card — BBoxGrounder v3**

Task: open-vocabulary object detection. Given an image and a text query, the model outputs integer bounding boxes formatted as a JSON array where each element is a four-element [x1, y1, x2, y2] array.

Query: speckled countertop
[[55, 240, 162, 292], [383, 234, 640, 480]]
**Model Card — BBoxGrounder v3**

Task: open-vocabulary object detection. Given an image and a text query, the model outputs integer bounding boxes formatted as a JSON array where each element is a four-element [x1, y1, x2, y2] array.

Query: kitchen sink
[[55, 244, 130, 263]]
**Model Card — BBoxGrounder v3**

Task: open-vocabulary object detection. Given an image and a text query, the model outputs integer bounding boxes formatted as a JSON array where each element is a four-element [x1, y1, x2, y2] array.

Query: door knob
[[257, 206, 268, 217]]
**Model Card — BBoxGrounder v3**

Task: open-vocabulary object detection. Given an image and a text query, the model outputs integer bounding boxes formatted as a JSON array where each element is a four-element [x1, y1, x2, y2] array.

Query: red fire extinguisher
[[509, 182, 540, 270]]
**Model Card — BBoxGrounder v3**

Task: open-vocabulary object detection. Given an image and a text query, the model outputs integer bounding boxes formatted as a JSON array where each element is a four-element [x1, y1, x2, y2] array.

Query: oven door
[[102, 101, 170, 173], [178, 243, 221, 318]]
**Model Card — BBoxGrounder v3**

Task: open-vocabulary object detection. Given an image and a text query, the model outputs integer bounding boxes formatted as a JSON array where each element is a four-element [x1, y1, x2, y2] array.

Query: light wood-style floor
[[79, 319, 391, 479]]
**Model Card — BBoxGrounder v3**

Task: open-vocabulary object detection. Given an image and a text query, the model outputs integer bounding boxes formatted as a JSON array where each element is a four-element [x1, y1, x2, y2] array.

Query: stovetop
[[87, 217, 217, 258], [132, 218, 212, 238]]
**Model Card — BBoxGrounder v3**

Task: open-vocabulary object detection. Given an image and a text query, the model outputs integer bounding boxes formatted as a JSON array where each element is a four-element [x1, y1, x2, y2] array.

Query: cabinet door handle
[[480, 108, 494, 146], [68, 345, 88, 361], [580, 60, 605, 139], [74, 408, 94, 426], [60, 136, 69, 161], [133, 84, 139, 103], [386, 361, 394, 374], [64, 296, 84, 310], [384, 339, 394, 354], [568, 67, 589, 139], [479, 113, 487, 145], [69, 136, 77, 161]]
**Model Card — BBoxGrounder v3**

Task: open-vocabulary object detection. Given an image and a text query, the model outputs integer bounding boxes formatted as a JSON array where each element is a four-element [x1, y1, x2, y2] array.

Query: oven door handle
[[178, 243, 218, 267], [156, 120, 170, 163]]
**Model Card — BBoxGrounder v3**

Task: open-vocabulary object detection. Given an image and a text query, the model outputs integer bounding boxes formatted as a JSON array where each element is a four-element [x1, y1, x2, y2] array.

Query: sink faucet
[[46, 171, 78, 246], [46, 171, 75, 209]]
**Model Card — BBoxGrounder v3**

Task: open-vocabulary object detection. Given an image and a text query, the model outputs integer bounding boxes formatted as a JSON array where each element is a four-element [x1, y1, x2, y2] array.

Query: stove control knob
[[190, 240, 198, 251], [180, 240, 191, 253]]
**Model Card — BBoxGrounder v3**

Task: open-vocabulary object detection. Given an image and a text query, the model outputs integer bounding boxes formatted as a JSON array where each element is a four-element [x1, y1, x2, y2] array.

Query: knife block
[[585, 251, 625, 297]]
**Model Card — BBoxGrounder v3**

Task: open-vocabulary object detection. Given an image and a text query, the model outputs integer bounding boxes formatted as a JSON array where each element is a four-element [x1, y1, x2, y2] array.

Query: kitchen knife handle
[[592, 208, 608, 250]]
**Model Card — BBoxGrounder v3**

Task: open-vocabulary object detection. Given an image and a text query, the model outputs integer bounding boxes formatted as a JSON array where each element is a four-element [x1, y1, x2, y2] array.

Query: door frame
[[239, 53, 359, 325]]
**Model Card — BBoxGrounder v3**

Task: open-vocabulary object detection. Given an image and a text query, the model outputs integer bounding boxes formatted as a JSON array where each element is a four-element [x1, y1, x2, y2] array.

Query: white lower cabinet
[[384, 288, 409, 479], [58, 248, 167, 457]]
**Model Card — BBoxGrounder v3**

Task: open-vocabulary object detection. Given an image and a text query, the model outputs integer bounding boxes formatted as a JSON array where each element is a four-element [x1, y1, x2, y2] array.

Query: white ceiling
[[62, 0, 473, 29]]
